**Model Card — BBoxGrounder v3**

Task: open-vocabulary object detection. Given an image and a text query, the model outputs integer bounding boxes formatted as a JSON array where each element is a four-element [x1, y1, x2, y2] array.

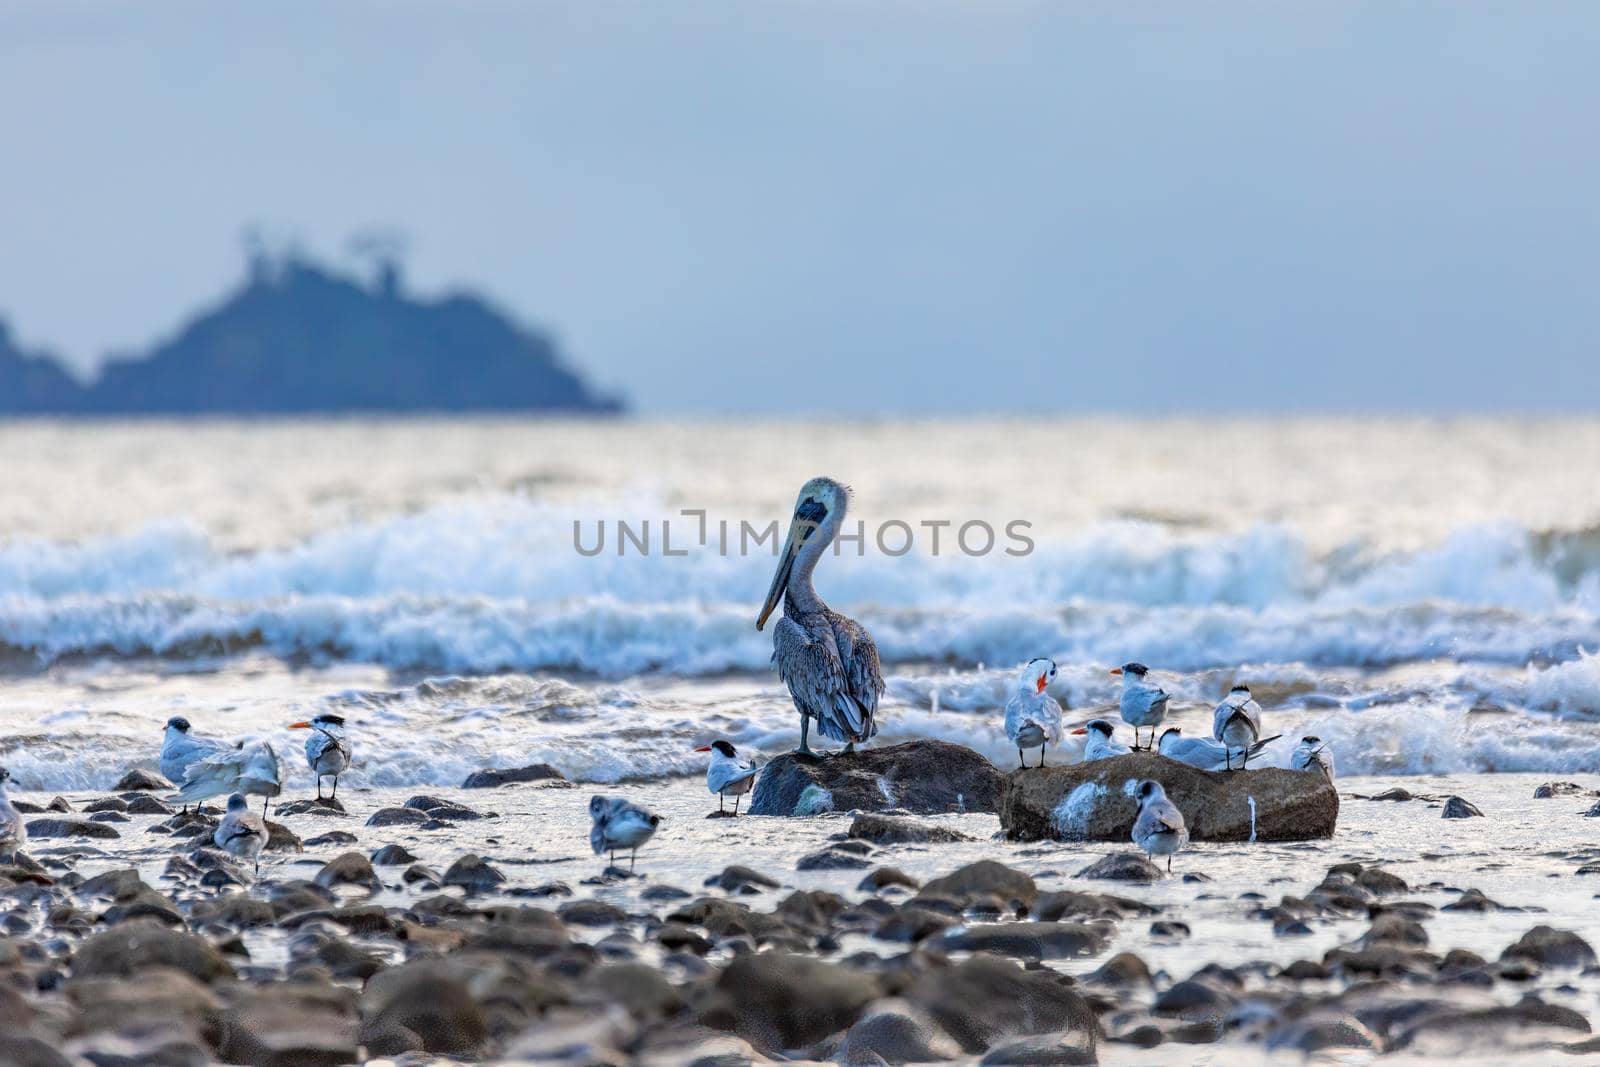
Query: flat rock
[[112, 768, 173, 792], [940, 921, 1110, 960], [403, 795, 488, 820], [461, 763, 566, 789], [25, 816, 120, 840], [705, 865, 781, 892], [848, 812, 974, 844], [274, 798, 349, 817], [749, 740, 1002, 816], [366, 806, 430, 827], [304, 831, 359, 847], [1533, 781, 1599, 799], [1076, 853, 1163, 882], [1000, 752, 1337, 842]]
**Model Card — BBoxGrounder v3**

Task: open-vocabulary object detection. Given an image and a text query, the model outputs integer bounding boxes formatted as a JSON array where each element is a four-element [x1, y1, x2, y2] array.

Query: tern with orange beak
[[1004, 658, 1063, 768], [1111, 662, 1169, 751], [288, 713, 351, 800], [696, 740, 761, 815], [1071, 718, 1131, 761], [757, 477, 884, 756]]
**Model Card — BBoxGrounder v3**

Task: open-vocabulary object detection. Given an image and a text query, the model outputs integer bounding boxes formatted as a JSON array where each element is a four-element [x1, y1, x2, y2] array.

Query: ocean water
[[2, 417, 1600, 791]]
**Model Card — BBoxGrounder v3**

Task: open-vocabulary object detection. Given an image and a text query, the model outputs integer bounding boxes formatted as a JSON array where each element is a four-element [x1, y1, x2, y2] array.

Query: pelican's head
[[757, 476, 850, 631], [226, 792, 249, 813], [1157, 727, 1181, 752], [1018, 658, 1057, 695], [1110, 662, 1149, 684], [694, 740, 738, 759], [1070, 718, 1116, 738], [1137, 779, 1168, 803], [165, 716, 193, 734]]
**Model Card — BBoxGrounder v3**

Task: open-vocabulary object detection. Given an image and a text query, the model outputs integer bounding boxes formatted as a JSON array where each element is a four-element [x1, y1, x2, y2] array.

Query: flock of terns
[[0, 476, 1340, 877]]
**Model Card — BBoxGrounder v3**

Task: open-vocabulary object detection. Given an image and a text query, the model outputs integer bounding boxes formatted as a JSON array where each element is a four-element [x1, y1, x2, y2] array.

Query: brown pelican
[[757, 477, 884, 756]]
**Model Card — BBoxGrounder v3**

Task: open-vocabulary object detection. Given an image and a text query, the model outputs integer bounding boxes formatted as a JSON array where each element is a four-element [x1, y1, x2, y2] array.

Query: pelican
[[1158, 727, 1280, 772], [288, 713, 352, 800], [1111, 663, 1169, 750], [696, 740, 761, 815], [0, 767, 25, 860], [757, 477, 884, 756], [159, 717, 230, 811], [1212, 684, 1264, 770], [213, 793, 266, 875], [1005, 658, 1064, 768], [589, 795, 662, 872], [166, 739, 282, 817]]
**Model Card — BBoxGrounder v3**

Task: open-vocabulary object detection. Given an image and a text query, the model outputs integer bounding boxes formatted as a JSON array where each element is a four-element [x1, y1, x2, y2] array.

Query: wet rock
[[848, 812, 974, 844], [304, 831, 358, 847], [941, 921, 1110, 960], [113, 768, 171, 792], [1358, 912, 1429, 949], [1088, 952, 1153, 987], [559, 899, 627, 927], [1153, 977, 1236, 1023], [904, 954, 1097, 1055], [798, 845, 873, 871], [1001, 752, 1337, 842], [1031, 890, 1155, 922], [839, 999, 963, 1064], [749, 740, 1002, 816], [978, 1030, 1098, 1065], [313, 852, 380, 891], [191, 892, 277, 928], [365, 806, 430, 827], [1442, 888, 1517, 912], [859, 867, 920, 893], [705, 952, 880, 1051], [584, 961, 684, 1019], [441, 854, 506, 893], [875, 904, 960, 943], [274, 798, 348, 817], [641, 883, 690, 902], [1265, 1014, 1380, 1053], [0, 1034, 74, 1067], [216, 987, 359, 1067], [47, 796, 72, 812], [370, 844, 417, 866], [123, 794, 175, 815], [1150, 921, 1191, 939], [361, 959, 488, 1055], [1500, 926, 1597, 969], [1076, 853, 1162, 882], [1533, 781, 1597, 799], [404, 795, 488, 821], [265, 821, 302, 852], [25, 816, 120, 840], [71, 922, 235, 982], [915, 860, 1037, 912], [705, 865, 781, 892], [83, 797, 129, 813], [1389, 997, 1590, 1054], [461, 762, 566, 788], [1442, 796, 1483, 818]]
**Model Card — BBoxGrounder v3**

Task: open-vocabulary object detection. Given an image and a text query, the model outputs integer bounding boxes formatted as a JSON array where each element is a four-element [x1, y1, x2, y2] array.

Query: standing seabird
[[757, 477, 884, 756], [166, 738, 282, 816], [159, 717, 230, 811], [589, 795, 662, 872], [696, 740, 761, 815], [1004, 658, 1065, 769], [288, 713, 352, 800], [1291, 735, 1336, 781], [1158, 727, 1280, 772], [1111, 663, 1169, 751], [213, 792, 266, 875], [0, 767, 26, 860], [1212, 685, 1264, 770], [1131, 780, 1189, 874]]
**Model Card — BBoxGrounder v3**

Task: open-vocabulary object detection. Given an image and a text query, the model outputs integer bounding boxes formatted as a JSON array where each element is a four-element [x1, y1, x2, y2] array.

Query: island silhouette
[[0, 249, 622, 415]]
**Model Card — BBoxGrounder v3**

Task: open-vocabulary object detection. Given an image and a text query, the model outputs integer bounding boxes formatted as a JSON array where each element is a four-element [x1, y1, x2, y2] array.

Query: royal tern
[[1157, 727, 1281, 772], [287, 713, 352, 800], [213, 792, 266, 875], [1131, 779, 1189, 874], [1110, 663, 1169, 750], [1212, 685, 1264, 770], [160, 717, 230, 811], [758, 477, 884, 756], [1071, 718, 1132, 761], [1004, 658, 1065, 769], [589, 795, 662, 872], [166, 739, 282, 816], [695, 740, 761, 815], [0, 767, 25, 860], [1291, 735, 1336, 781]]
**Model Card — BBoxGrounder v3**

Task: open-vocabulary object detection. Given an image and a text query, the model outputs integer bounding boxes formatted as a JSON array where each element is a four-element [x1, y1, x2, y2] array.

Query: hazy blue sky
[[2, 2, 1597, 413]]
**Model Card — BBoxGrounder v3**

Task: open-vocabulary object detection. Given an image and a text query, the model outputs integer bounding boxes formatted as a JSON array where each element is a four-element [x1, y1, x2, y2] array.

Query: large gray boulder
[[1000, 752, 1337, 842], [748, 740, 1002, 816]]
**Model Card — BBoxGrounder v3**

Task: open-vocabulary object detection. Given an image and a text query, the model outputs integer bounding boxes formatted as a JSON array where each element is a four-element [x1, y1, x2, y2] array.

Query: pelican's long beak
[[757, 521, 805, 631], [1108, 667, 1122, 676], [693, 745, 711, 753], [1070, 727, 1088, 736], [287, 721, 311, 729]]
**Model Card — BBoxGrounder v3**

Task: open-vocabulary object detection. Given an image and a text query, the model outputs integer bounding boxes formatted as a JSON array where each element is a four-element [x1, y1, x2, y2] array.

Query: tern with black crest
[[1158, 727, 1280, 772], [1005, 658, 1064, 768], [159, 717, 230, 811], [288, 713, 352, 800], [1292, 735, 1336, 781], [1213, 685, 1264, 770], [1071, 718, 1131, 761], [696, 740, 760, 815], [1111, 663, 1169, 750]]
